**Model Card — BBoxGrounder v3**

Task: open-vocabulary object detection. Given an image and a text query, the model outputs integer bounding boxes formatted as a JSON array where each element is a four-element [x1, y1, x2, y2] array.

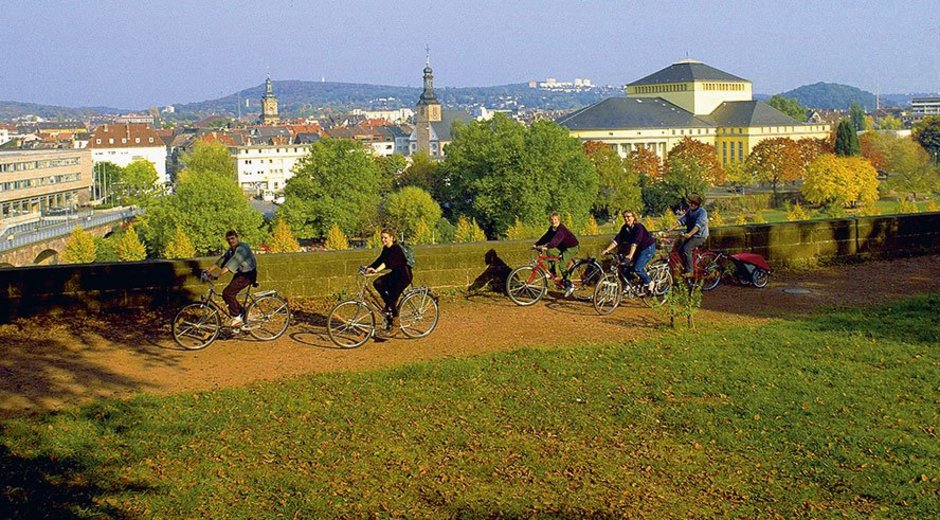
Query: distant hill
[[0, 100, 127, 120], [778, 83, 877, 111]]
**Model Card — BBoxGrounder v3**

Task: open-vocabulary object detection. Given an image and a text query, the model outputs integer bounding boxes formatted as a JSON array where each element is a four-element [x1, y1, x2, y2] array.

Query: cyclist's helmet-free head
[[686, 194, 703, 208]]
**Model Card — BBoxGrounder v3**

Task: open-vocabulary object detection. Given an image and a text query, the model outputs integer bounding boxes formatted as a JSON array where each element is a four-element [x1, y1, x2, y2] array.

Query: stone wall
[[1, 213, 938, 321]]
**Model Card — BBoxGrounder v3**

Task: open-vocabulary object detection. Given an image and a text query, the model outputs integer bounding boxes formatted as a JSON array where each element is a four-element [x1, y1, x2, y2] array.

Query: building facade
[[0, 149, 92, 225], [234, 144, 311, 194], [88, 124, 169, 185], [911, 97, 940, 123], [559, 59, 830, 165]]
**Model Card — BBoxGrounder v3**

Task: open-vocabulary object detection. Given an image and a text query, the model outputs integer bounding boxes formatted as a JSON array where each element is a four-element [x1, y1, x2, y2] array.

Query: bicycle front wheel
[[698, 252, 722, 292], [643, 260, 672, 308], [246, 295, 291, 341], [569, 259, 603, 296], [327, 300, 375, 348], [592, 273, 622, 315], [505, 266, 547, 306], [172, 303, 220, 350], [398, 290, 440, 338]]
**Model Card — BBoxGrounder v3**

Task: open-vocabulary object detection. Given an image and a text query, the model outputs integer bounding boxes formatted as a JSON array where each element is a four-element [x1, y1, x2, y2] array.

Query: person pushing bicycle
[[601, 209, 656, 294], [205, 230, 257, 328], [364, 228, 413, 331], [668, 194, 709, 277], [534, 211, 580, 297]]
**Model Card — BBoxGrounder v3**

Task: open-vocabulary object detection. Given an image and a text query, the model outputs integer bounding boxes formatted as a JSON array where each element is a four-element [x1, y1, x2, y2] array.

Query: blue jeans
[[632, 244, 655, 285]]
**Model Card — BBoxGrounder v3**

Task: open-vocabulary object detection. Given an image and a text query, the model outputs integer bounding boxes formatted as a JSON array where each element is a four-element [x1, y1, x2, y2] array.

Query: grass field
[[2, 295, 938, 517]]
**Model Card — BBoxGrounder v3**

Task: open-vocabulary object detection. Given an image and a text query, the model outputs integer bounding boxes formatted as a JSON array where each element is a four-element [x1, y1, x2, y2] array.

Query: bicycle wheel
[[592, 273, 622, 315], [643, 260, 672, 308], [697, 252, 722, 292], [245, 294, 291, 341], [327, 300, 375, 348], [172, 303, 220, 350], [752, 268, 770, 288], [569, 259, 603, 296], [398, 290, 440, 339], [505, 266, 547, 306]]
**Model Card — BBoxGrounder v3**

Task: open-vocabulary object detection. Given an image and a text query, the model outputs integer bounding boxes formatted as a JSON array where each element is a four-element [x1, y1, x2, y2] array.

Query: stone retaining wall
[[1, 213, 938, 321]]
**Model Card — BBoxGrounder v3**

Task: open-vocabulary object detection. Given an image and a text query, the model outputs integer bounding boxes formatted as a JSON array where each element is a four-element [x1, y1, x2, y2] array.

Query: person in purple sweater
[[534, 212, 580, 296], [601, 210, 656, 293], [365, 228, 413, 330]]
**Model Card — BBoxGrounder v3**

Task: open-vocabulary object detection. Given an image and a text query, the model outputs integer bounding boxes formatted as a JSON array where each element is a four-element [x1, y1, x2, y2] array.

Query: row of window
[[94, 137, 156, 145], [0, 157, 81, 173], [703, 82, 745, 91], [0, 173, 82, 192], [721, 141, 745, 163], [0, 191, 79, 218], [239, 147, 306, 154], [633, 83, 689, 94]]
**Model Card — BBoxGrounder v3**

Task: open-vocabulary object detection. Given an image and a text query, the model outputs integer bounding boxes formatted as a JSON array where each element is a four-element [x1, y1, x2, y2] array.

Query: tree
[[382, 186, 442, 243], [278, 138, 381, 239], [180, 139, 236, 177], [374, 153, 407, 192], [163, 225, 196, 259], [666, 137, 725, 187], [583, 141, 642, 221], [116, 226, 147, 261], [630, 147, 662, 182], [412, 219, 434, 245], [745, 137, 802, 202], [116, 159, 160, 207], [92, 161, 122, 203], [267, 219, 300, 253], [834, 120, 860, 156], [724, 161, 754, 190], [796, 138, 832, 171], [440, 114, 597, 237], [877, 115, 902, 130], [859, 132, 889, 170], [324, 224, 349, 250], [396, 152, 438, 193], [767, 95, 808, 122], [61, 226, 97, 264], [141, 168, 263, 256], [802, 154, 879, 208], [453, 215, 486, 242], [849, 102, 866, 132], [654, 137, 724, 208], [581, 215, 601, 235], [860, 131, 938, 197], [913, 115, 940, 164]]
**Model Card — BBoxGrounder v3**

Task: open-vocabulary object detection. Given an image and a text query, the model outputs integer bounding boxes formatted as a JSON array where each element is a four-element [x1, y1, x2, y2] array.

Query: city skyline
[[2, 0, 939, 109]]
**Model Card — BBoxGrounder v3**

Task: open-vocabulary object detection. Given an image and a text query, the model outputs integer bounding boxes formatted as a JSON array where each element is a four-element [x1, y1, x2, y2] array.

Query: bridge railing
[[0, 208, 143, 252]]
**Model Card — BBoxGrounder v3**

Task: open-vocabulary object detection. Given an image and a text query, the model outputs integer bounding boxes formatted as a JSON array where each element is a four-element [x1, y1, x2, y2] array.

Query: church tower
[[260, 76, 280, 125], [415, 49, 442, 155]]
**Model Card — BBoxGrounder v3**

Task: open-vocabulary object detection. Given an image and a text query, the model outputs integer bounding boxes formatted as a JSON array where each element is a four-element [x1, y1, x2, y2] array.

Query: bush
[[324, 224, 349, 250], [786, 203, 811, 222], [709, 207, 724, 228], [895, 199, 919, 214]]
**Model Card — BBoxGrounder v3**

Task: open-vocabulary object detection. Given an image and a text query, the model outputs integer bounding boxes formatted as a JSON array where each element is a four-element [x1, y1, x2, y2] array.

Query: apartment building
[[0, 149, 92, 225], [234, 144, 311, 194], [88, 124, 168, 185]]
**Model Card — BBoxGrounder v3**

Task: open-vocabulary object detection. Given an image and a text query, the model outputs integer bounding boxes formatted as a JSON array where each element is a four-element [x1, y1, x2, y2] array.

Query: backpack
[[400, 241, 416, 269]]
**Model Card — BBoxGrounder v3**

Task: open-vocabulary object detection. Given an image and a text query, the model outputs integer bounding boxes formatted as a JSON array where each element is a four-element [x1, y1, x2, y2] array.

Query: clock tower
[[260, 76, 280, 125], [416, 50, 442, 156]]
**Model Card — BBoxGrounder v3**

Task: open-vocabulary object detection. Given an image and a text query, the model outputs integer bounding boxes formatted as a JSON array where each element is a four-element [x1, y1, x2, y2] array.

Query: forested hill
[[173, 81, 623, 117], [0, 100, 127, 120], [778, 82, 879, 110]]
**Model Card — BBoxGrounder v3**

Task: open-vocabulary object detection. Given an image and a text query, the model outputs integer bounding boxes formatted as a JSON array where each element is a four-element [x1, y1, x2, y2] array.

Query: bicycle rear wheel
[[752, 268, 770, 288], [643, 260, 672, 307], [246, 294, 291, 341], [398, 289, 440, 338], [592, 273, 622, 315], [327, 300, 375, 348], [568, 259, 603, 297], [697, 252, 722, 292], [172, 303, 220, 350], [506, 266, 547, 306]]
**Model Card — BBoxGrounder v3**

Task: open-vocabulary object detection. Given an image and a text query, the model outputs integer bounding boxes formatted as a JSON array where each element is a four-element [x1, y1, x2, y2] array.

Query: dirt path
[[2, 255, 939, 419]]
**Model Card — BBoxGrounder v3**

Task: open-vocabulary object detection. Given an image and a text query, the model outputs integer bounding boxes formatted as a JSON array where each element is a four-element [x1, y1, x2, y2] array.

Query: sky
[[2, 0, 938, 110]]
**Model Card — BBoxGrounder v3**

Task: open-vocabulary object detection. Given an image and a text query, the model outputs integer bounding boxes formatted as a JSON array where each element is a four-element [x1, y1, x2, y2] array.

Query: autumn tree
[[453, 215, 486, 242], [583, 141, 642, 221], [324, 223, 349, 250], [645, 137, 724, 212], [666, 137, 725, 187], [396, 151, 439, 194], [877, 115, 902, 130], [267, 219, 300, 253], [278, 138, 382, 239], [116, 226, 147, 261], [859, 132, 889, 170], [802, 154, 879, 208], [745, 137, 802, 203], [163, 226, 196, 259], [630, 147, 662, 182], [834, 120, 861, 156], [913, 115, 940, 164], [61, 226, 97, 264], [724, 161, 754, 191], [767, 95, 808, 122]]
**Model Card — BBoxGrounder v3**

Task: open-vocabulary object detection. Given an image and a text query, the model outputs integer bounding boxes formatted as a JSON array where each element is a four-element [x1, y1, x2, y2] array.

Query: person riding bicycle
[[205, 230, 257, 327], [668, 194, 709, 277], [364, 228, 413, 331], [601, 209, 656, 293], [534, 211, 580, 297]]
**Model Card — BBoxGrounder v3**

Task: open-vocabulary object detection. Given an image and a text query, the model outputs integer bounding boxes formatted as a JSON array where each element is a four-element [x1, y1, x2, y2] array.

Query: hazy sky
[[2, 0, 938, 109]]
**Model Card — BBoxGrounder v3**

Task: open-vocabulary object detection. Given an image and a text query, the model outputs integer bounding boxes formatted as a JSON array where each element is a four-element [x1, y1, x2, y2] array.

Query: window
[[135, 138, 140, 143]]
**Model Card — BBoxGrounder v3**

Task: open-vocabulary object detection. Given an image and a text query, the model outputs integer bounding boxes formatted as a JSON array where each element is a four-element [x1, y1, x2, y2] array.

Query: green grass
[[2, 295, 939, 517]]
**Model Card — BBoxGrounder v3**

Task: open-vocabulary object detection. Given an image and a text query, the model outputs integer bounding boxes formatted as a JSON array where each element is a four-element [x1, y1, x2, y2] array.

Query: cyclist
[[601, 210, 656, 293], [668, 194, 709, 277], [205, 230, 257, 327], [365, 228, 413, 330], [534, 211, 580, 297]]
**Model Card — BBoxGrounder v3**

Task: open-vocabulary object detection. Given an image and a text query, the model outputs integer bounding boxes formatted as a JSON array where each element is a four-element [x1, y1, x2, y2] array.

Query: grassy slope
[[1, 296, 938, 518]]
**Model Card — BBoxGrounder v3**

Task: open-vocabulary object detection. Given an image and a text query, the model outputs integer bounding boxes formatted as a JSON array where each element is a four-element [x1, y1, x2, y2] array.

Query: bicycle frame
[[659, 235, 711, 278], [200, 278, 259, 322], [527, 251, 575, 287]]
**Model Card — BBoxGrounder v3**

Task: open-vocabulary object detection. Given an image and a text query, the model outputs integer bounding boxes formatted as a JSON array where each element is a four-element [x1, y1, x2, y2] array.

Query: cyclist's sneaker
[[563, 280, 575, 298], [228, 315, 244, 328], [647, 281, 656, 293], [241, 318, 258, 331]]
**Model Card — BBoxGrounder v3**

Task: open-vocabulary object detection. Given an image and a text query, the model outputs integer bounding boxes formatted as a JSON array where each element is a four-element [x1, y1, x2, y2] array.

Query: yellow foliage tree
[[164, 225, 196, 259], [786, 203, 811, 222], [581, 215, 600, 236], [895, 198, 918, 214], [267, 219, 300, 253], [734, 213, 748, 225], [324, 223, 349, 250], [454, 215, 486, 242], [366, 229, 383, 249], [751, 211, 767, 224], [803, 154, 880, 209], [709, 207, 724, 228], [412, 218, 434, 245], [60, 226, 97, 264], [506, 218, 529, 240], [116, 226, 147, 261]]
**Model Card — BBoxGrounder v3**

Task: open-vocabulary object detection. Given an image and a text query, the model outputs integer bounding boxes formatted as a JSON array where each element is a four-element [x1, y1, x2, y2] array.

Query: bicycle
[[171, 271, 292, 350], [327, 267, 440, 349], [706, 251, 772, 289], [592, 253, 673, 314], [656, 232, 722, 291], [505, 246, 603, 306]]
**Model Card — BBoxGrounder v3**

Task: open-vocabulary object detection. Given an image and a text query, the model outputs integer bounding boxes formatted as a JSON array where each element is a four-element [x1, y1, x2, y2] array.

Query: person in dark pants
[[669, 194, 709, 276], [534, 212, 580, 297], [601, 209, 656, 293], [365, 228, 413, 330], [205, 230, 257, 327]]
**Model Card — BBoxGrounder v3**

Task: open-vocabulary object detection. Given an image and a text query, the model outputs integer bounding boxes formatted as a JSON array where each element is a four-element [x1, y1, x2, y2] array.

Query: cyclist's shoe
[[390, 316, 400, 331], [647, 281, 656, 294], [228, 314, 244, 328], [563, 280, 576, 298]]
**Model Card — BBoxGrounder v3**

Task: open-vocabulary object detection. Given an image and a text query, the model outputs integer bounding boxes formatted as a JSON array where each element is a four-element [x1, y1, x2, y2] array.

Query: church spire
[[419, 46, 438, 105]]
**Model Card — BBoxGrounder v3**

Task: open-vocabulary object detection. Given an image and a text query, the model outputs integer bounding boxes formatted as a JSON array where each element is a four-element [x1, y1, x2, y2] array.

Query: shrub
[[116, 226, 147, 261], [734, 213, 747, 225], [709, 208, 724, 228], [163, 225, 196, 259], [786, 203, 811, 222], [266, 219, 300, 253], [324, 224, 349, 250], [61, 226, 97, 264], [751, 211, 767, 224], [581, 215, 601, 236], [895, 199, 919, 214]]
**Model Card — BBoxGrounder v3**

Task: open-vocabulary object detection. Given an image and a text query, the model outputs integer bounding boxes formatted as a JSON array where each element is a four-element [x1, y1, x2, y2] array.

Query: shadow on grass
[[803, 294, 940, 346]]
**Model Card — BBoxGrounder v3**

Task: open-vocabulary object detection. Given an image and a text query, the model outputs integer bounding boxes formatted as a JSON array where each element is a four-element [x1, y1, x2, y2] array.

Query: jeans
[[679, 236, 706, 273], [222, 270, 257, 317], [632, 244, 655, 285]]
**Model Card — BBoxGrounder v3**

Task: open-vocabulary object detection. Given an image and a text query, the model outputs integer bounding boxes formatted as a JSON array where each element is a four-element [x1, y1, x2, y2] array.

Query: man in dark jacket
[[534, 212, 580, 297]]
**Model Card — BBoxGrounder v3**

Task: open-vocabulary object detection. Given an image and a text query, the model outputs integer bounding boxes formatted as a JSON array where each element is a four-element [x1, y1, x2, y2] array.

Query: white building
[[0, 127, 11, 146], [88, 124, 168, 186], [911, 97, 940, 122], [351, 108, 415, 124], [234, 144, 311, 194]]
